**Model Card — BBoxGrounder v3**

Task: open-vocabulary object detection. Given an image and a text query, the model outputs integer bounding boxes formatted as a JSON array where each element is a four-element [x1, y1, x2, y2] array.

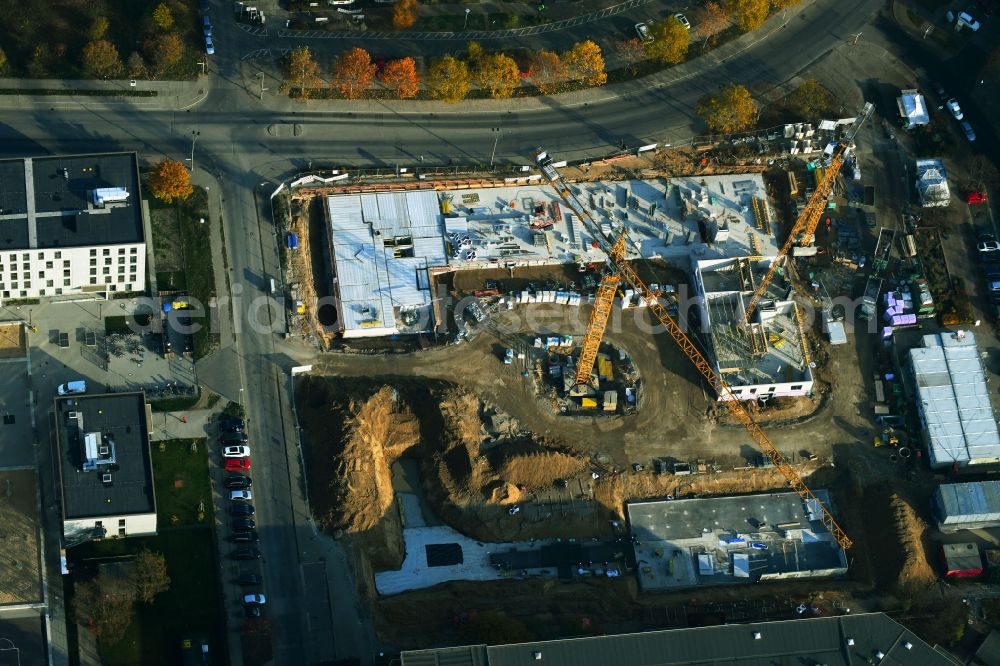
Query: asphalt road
[[0, 0, 945, 664]]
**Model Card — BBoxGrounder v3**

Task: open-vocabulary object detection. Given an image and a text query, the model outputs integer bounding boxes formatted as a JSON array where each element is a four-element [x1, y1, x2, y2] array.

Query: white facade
[[64, 512, 157, 540], [0, 243, 145, 302]]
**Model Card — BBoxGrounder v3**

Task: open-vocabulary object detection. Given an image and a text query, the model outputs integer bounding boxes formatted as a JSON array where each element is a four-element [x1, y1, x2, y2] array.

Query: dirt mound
[[889, 492, 935, 592], [497, 451, 588, 489]]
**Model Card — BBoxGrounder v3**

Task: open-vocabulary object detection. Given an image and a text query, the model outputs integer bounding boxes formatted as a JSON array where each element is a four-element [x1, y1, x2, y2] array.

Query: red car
[[967, 191, 988, 205], [224, 457, 251, 472]]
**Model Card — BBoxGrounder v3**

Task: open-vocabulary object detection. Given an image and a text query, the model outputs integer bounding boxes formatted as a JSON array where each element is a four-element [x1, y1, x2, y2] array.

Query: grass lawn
[[0, 0, 202, 80], [70, 530, 228, 666], [151, 438, 213, 526]]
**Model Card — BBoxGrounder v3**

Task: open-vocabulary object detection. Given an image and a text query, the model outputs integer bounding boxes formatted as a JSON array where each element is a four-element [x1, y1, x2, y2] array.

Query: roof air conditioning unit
[[68, 412, 79, 419], [102, 473, 112, 485], [99, 445, 109, 456]]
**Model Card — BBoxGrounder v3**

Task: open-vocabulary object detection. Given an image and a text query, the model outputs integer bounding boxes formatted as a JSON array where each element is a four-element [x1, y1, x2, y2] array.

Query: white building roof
[[911, 331, 1000, 467], [897, 90, 930, 128], [327, 190, 446, 337]]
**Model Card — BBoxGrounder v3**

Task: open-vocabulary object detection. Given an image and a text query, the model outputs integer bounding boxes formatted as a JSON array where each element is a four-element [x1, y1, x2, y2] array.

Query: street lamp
[[197, 61, 206, 76], [258, 72, 267, 100], [851, 32, 862, 45], [463, 7, 471, 30], [489, 127, 501, 169], [189, 131, 201, 174]]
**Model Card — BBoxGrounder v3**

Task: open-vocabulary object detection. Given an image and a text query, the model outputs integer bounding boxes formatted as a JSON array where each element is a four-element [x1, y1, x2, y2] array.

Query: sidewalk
[[0, 76, 209, 111]]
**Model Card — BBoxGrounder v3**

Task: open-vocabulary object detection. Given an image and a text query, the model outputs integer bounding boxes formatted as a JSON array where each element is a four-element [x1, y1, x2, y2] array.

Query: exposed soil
[[0, 323, 27, 358]]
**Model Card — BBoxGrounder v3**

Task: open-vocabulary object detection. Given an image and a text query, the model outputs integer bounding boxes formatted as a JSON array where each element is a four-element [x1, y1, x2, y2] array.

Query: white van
[[57, 380, 87, 396]]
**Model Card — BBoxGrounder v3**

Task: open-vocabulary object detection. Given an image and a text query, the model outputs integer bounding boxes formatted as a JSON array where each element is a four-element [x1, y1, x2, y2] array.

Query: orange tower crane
[[742, 102, 874, 324], [536, 151, 853, 550], [572, 232, 627, 395]]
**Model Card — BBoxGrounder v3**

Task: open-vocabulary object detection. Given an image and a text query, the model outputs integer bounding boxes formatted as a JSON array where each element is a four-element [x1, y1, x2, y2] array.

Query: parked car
[[958, 11, 981, 30], [230, 489, 253, 501], [57, 380, 87, 396], [961, 121, 977, 142], [200, 0, 210, 12], [232, 518, 256, 531], [946, 99, 963, 120], [220, 431, 249, 445], [205, 36, 215, 55], [635, 22, 651, 42], [750, 542, 769, 550], [230, 530, 259, 543], [977, 240, 1000, 253], [244, 593, 267, 605], [224, 457, 251, 472], [235, 573, 262, 586], [244, 603, 262, 618], [674, 13, 690, 29], [203, 23, 212, 37], [231, 548, 261, 561], [230, 503, 255, 517], [224, 475, 253, 490], [223, 445, 251, 458], [967, 191, 988, 204], [220, 417, 246, 433]]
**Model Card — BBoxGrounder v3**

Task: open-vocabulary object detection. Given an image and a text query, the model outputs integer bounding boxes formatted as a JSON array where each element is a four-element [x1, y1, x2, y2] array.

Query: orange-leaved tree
[[699, 1, 730, 48], [645, 16, 690, 64], [725, 0, 769, 32], [425, 55, 470, 103], [147, 159, 193, 204], [528, 50, 565, 94], [392, 0, 419, 30], [696, 83, 757, 134], [474, 53, 520, 99], [615, 39, 646, 76], [82, 40, 124, 79], [332, 47, 377, 99], [149, 33, 183, 75], [380, 57, 420, 99], [563, 40, 606, 87], [282, 46, 324, 99]]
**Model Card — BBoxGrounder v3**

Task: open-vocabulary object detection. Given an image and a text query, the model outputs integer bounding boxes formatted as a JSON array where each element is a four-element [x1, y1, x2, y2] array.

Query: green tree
[[696, 84, 758, 134], [147, 159, 193, 203], [645, 16, 690, 64], [282, 46, 324, 99], [725, 0, 770, 32], [425, 55, 470, 103], [787, 79, 833, 121], [82, 40, 124, 79], [153, 3, 175, 31], [528, 50, 566, 94], [474, 53, 520, 99], [88, 16, 110, 41], [562, 40, 606, 87], [132, 550, 170, 604]]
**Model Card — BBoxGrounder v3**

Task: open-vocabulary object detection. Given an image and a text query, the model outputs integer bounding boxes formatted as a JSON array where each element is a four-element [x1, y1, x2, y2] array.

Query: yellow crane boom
[[574, 233, 627, 392], [536, 151, 853, 550], [743, 102, 874, 324]]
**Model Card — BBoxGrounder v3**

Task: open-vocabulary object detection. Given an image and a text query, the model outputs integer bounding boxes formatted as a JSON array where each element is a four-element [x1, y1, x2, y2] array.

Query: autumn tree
[[787, 79, 833, 121], [149, 33, 184, 75], [614, 39, 645, 76], [726, 0, 770, 32], [76, 575, 135, 644], [528, 50, 566, 94], [132, 550, 170, 604], [770, 0, 801, 8], [88, 16, 110, 41], [425, 55, 470, 103], [645, 16, 690, 64], [562, 40, 606, 87], [699, 1, 730, 48], [466, 41, 484, 65], [392, 0, 418, 30], [696, 84, 758, 134], [331, 47, 377, 100], [153, 3, 174, 31], [0, 48, 8, 76], [282, 47, 323, 99], [83, 40, 124, 79], [474, 53, 520, 99], [380, 57, 420, 99], [148, 159, 193, 204], [127, 53, 147, 79]]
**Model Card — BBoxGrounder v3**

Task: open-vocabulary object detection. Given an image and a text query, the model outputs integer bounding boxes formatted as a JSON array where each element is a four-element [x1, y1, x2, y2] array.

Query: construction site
[[282, 98, 1000, 653]]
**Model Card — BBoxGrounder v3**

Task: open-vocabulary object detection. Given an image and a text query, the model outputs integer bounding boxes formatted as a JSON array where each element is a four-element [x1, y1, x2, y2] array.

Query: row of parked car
[[220, 416, 267, 618]]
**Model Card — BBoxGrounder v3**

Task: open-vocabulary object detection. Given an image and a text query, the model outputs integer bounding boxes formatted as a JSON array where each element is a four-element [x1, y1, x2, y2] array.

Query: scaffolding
[[751, 197, 772, 235]]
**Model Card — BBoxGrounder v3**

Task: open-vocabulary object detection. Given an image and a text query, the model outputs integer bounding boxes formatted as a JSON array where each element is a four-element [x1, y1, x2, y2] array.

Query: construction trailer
[[941, 542, 983, 578], [915, 159, 951, 207], [935, 480, 1000, 532]]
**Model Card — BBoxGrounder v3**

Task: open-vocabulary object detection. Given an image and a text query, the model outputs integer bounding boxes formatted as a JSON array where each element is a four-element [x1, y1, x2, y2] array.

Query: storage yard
[[281, 101, 1000, 652]]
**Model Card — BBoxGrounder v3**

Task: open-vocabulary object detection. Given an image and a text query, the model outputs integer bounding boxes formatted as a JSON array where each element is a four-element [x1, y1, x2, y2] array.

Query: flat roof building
[[910, 330, 1000, 469], [627, 491, 847, 590], [0, 153, 146, 304], [54, 392, 157, 545], [897, 89, 930, 129], [400, 613, 961, 666], [934, 480, 1000, 531], [0, 470, 44, 612], [916, 159, 951, 208]]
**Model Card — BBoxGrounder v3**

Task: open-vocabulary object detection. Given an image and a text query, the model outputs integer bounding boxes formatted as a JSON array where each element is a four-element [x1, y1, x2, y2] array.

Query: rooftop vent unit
[[91, 187, 130, 207], [101, 473, 112, 486], [68, 411, 79, 419], [752, 632, 762, 640], [98, 445, 110, 456]]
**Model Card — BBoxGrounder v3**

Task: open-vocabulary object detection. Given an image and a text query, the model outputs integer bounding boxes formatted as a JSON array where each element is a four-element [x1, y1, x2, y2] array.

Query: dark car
[[232, 518, 256, 532], [229, 503, 256, 517], [244, 603, 262, 618], [219, 417, 246, 433], [231, 548, 261, 561], [230, 530, 260, 543], [235, 572, 263, 586], [224, 475, 253, 490], [220, 431, 249, 445]]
